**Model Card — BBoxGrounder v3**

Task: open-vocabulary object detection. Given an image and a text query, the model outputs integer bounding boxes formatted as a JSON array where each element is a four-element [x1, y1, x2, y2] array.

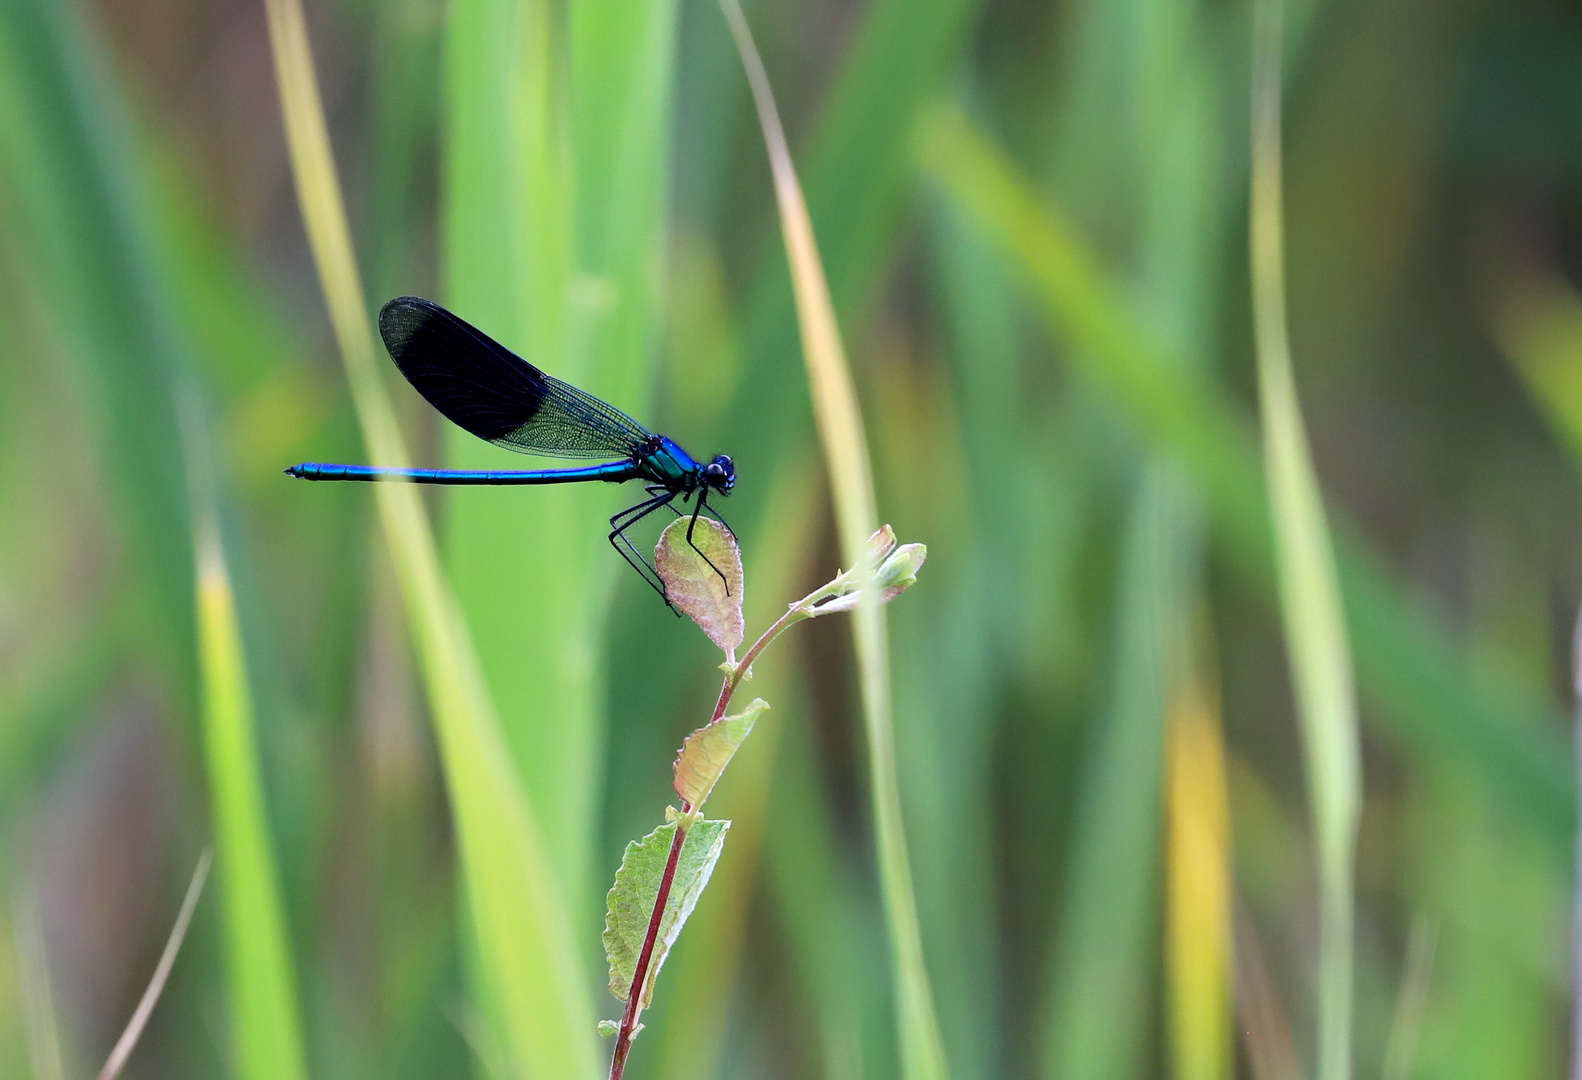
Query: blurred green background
[[2, 0, 1581, 1077]]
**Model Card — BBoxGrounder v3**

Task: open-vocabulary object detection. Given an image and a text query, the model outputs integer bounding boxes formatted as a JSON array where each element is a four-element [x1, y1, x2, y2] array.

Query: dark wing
[[378, 297, 652, 459]]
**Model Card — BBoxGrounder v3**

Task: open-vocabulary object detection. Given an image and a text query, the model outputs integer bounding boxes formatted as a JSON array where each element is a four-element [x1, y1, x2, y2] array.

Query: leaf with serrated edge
[[603, 820, 731, 1006], [674, 700, 768, 807], [655, 518, 744, 655]]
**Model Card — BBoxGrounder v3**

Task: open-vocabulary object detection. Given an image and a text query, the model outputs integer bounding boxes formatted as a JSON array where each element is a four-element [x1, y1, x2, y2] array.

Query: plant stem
[[608, 603, 806, 1080], [608, 820, 688, 1080], [714, 606, 804, 719]]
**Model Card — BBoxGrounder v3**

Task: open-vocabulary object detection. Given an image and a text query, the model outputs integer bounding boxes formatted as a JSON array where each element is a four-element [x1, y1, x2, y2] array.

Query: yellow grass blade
[[717, 4, 949, 1079], [260, 1, 596, 1076], [194, 518, 308, 1080], [1165, 647, 1232, 1080]]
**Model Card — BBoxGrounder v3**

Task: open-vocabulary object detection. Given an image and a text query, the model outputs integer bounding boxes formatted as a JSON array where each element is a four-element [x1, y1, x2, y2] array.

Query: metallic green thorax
[[635, 436, 703, 489]]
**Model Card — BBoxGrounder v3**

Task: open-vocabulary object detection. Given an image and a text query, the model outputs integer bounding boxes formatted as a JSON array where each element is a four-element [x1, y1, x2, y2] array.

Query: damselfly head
[[704, 455, 735, 494]]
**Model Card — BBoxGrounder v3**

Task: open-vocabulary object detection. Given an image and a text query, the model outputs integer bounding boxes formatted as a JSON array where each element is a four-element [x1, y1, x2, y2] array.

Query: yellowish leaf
[[655, 517, 744, 656], [673, 700, 769, 808]]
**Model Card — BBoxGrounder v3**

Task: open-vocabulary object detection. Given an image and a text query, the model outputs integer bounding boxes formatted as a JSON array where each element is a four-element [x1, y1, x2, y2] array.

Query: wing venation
[[378, 297, 651, 459]]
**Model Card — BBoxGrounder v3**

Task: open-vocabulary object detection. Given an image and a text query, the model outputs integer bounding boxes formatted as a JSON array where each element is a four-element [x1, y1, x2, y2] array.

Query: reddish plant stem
[[608, 609, 800, 1080], [712, 606, 800, 717], [608, 811, 689, 1080]]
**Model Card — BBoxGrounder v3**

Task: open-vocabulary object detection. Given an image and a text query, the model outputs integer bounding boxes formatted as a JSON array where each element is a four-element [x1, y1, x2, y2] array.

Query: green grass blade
[[0, 0, 194, 683], [796, 0, 981, 307], [1380, 917, 1435, 1080], [1042, 468, 1193, 1080], [570, 0, 678, 401], [919, 104, 1573, 849], [366, 0, 441, 298], [1250, 3, 1361, 1077], [0, 905, 27, 1074], [0, 11, 327, 1071], [570, 0, 679, 903], [1492, 274, 1582, 471], [714, 0, 983, 504], [261, 1, 598, 1075], [918, 193, 1050, 1080], [764, 710, 897, 1080], [13, 894, 65, 1080], [194, 517, 309, 1080], [1398, 755, 1555, 1075], [441, 0, 600, 928]]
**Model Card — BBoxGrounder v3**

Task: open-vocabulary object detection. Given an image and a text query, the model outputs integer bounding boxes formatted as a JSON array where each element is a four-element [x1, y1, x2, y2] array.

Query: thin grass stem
[[96, 849, 212, 1080]]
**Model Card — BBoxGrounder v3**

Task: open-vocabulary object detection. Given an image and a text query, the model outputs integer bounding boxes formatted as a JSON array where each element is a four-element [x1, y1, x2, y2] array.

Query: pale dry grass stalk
[[96, 850, 212, 1080], [717, 4, 949, 1078], [1250, 2, 1361, 1077]]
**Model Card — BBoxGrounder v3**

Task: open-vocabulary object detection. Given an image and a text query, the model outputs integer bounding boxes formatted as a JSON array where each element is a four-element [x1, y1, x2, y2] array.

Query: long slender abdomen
[[285, 462, 636, 484]]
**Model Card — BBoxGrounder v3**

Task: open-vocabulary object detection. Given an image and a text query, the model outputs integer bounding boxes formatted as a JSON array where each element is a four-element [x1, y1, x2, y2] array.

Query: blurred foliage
[[2, 0, 1581, 1077]]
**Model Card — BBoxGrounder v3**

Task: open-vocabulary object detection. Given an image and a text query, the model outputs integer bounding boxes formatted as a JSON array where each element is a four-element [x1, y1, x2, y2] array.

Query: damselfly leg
[[609, 491, 680, 608], [645, 484, 684, 519], [698, 500, 735, 541], [683, 490, 731, 593]]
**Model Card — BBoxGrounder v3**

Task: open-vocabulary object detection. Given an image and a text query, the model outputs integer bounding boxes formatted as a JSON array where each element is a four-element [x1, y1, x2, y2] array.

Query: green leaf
[[655, 518, 745, 655], [673, 700, 769, 808], [604, 820, 731, 1007]]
